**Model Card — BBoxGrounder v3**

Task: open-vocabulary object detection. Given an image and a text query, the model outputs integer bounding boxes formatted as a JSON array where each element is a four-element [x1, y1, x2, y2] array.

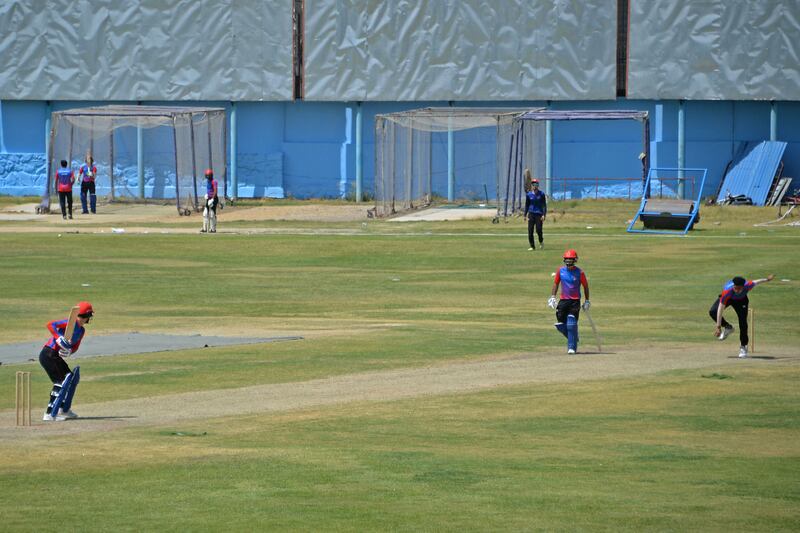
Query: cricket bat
[[584, 307, 602, 353], [63, 305, 80, 340]]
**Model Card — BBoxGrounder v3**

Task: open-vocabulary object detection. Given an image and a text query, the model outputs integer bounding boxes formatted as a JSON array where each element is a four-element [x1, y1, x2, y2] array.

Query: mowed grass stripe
[[1, 365, 798, 531]]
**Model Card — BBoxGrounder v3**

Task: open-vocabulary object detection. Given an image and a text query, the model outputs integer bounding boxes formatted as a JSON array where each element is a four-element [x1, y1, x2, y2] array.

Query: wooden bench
[[639, 198, 698, 230]]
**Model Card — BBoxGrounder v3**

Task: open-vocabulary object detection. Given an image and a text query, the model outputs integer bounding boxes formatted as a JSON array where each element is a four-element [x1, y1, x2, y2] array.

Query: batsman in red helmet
[[39, 302, 94, 421], [548, 249, 590, 354], [201, 168, 219, 233]]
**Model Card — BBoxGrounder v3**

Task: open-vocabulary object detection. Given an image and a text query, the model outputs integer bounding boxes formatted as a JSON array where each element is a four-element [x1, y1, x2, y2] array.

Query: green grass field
[[1, 199, 798, 531]]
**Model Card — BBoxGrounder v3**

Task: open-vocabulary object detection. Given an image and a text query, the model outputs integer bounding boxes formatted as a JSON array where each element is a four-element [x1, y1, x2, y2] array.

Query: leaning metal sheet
[[304, 0, 617, 101], [627, 0, 800, 100], [0, 0, 293, 101]]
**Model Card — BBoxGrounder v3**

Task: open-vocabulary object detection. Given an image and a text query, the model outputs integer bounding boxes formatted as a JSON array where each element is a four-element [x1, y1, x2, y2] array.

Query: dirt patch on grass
[[2, 341, 797, 441], [0, 202, 370, 232]]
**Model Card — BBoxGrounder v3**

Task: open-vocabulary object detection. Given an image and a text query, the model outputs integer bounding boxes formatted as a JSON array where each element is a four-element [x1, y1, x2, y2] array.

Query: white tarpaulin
[[627, 0, 800, 100], [0, 0, 293, 101], [304, 0, 617, 101]]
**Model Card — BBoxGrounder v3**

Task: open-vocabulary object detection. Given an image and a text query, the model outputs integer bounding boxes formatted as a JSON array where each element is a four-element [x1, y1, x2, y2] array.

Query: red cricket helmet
[[563, 249, 578, 260], [204, 168, 214, 178], [77, 301, 94, 317]]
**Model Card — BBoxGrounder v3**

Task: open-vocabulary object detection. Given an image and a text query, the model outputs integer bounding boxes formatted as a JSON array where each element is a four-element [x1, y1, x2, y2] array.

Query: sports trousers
[[708, 296, 749, 346], [58, 191, 73, 217], [39, 346, 71, 384], [527, 214, 544, 248], [556, 299, 581, 323]]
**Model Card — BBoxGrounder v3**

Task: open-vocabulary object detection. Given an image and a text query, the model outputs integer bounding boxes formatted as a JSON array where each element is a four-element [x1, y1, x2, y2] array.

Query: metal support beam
[[137, 105, 144, 199], [447, 118, 454, 202], [44, 101, 52, 195], [230, 101, 238, 200], [355, 101, 363, 202], [677, 100, 685, 199], [770, 101, 778, 141], [545, 119, 553, 197]]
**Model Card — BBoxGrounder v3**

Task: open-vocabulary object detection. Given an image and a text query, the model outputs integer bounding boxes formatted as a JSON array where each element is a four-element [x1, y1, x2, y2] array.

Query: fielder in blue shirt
[[710, 274, 773, 358], [523, 170, 547, 250]]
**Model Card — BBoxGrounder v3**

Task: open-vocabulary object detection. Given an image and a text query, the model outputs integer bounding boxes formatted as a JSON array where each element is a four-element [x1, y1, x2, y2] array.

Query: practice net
[[374, 108, 546, 218], [47, 105, 226, 215]]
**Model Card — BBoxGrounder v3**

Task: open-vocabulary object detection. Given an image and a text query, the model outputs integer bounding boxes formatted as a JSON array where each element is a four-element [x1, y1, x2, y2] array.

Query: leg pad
[[62, 366, 80, 411], [49, 373, 73, 416], [566, 315, 578, 352]]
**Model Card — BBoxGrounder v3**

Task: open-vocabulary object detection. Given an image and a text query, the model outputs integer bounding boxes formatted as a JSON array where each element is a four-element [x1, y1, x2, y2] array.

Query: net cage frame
[[374, 107, 547, 218], [46, 105, 227, 215], [517, 109, 650, 179], [374, 108, 650, 218]]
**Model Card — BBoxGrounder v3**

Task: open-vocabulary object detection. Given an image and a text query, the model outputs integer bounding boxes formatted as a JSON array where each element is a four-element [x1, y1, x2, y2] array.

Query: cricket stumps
[[16, 371, 31, 426]]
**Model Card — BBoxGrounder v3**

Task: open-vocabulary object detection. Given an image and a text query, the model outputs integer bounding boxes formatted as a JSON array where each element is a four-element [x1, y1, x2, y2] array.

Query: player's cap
[[77, 301, 94, 317], [204, 168, 213, 177], [732, 276, 746, 287]]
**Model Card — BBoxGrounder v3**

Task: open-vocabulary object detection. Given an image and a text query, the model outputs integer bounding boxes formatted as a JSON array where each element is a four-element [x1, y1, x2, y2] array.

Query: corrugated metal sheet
[[716, 141, 787, 205]]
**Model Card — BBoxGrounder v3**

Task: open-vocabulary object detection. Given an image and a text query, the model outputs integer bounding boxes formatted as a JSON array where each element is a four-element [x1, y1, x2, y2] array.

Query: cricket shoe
[[528, 247, 534, 251], [567, 348, 576, 355], [719, 325, 734, 341], [58, 408, 78, 419], [738, 346, 749, 358], [42, 412, 66, 421]]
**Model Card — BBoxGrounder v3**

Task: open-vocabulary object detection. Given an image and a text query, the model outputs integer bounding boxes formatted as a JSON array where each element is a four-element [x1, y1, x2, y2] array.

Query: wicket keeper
[[710, 274, 774, 358], [549, 249, 590, 354], [39, 302, 93, 420]]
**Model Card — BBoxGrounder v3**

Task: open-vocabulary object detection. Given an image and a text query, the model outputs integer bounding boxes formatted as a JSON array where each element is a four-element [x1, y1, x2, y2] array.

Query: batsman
[[38, 301, 93, 421], [548, 249, 591, 354], [201, 168, 219, 233]]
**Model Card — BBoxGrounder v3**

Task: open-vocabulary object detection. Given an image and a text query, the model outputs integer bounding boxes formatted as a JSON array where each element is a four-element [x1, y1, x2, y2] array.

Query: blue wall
[[1, 99, 798, 201]]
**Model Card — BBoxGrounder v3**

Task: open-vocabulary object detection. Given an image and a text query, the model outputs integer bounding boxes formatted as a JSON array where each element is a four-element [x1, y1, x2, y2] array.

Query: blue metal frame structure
[[627, 167, 708, 235]]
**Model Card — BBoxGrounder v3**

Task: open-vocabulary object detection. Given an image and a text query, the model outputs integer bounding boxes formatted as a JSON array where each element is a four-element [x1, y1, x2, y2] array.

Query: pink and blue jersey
[[206, 178, 218, 199], [56, 168, 74, 192], [720, 279, 755, 305], [79, 164, 97, 182], [555, 266, 588, 300], [44, 318, 85, 354]]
